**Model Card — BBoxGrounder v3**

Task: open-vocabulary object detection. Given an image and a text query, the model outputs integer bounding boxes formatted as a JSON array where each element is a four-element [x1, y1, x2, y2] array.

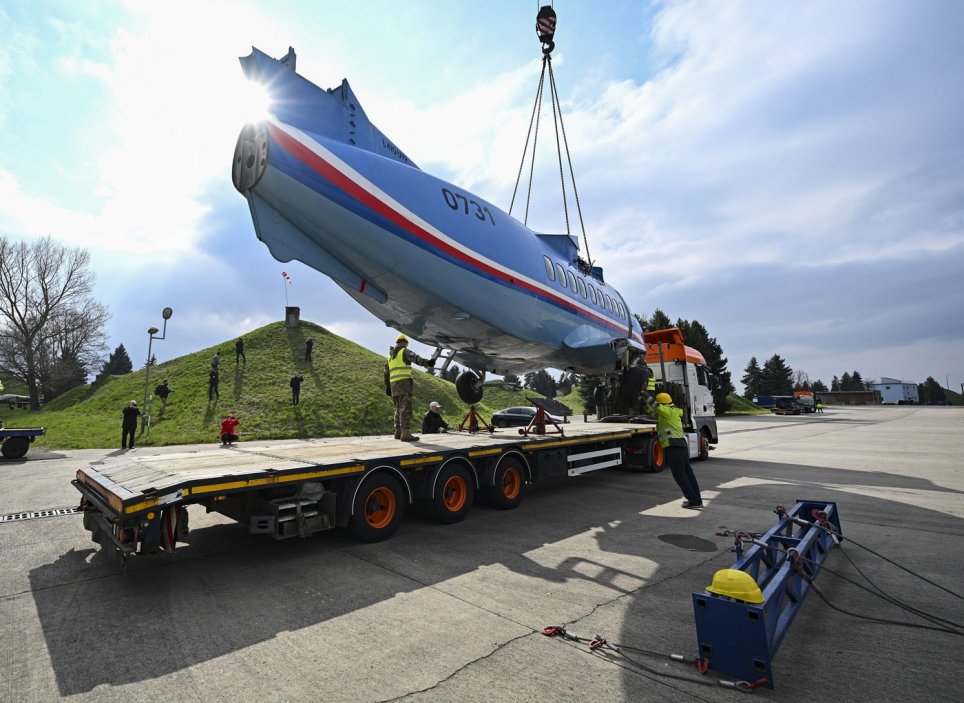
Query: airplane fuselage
[[234, 47, 644, 377]]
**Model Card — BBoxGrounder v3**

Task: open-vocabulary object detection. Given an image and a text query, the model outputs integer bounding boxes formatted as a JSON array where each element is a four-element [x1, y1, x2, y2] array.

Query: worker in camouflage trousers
[[386, 334, 433, 441], [641, 370, 703, 510]]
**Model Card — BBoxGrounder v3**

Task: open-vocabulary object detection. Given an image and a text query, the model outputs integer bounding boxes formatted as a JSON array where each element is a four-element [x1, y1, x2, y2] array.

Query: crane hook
[[536, 5, 556, 55]]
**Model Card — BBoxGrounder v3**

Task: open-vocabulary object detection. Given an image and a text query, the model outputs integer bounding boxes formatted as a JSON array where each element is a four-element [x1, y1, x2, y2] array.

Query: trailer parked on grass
[[74, 423, 664, 558]]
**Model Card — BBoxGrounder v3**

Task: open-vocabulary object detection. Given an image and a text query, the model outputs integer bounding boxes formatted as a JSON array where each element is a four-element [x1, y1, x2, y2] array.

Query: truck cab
[[644, 328, 719, 460]]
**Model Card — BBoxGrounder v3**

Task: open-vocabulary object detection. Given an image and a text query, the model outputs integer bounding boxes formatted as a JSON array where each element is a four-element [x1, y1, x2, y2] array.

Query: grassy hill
[[0, 321, 533, 450], [725, 393, 770, 414]]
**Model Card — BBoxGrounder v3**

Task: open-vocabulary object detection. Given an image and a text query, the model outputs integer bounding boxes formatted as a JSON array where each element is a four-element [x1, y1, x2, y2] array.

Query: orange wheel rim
[[501, 467, 521, 500], [442, 475, 468, 512], [365, 487, 396, 528], [652, 441, 664, 466]]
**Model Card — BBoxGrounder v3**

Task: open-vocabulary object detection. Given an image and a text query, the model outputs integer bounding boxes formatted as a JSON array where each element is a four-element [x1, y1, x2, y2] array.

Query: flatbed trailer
[[74, 423, 662, 557], [0, 426, 46, 459]]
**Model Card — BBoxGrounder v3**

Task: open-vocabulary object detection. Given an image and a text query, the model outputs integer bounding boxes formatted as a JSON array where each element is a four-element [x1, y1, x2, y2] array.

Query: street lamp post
[[142, 307, 174, 431]]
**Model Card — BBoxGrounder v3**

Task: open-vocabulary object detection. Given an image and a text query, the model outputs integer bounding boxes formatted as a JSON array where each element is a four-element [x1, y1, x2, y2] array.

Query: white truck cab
[[645, 328, 719, 460]]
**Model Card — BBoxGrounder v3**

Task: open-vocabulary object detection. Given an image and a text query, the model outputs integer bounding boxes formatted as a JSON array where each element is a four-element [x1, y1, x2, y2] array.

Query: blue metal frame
[[691, 500, 842, 688]]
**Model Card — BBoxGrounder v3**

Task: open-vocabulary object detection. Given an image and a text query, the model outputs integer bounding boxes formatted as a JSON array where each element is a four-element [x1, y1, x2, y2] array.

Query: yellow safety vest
[[388, 348, 412, 383], [654, 404, 685, 448]]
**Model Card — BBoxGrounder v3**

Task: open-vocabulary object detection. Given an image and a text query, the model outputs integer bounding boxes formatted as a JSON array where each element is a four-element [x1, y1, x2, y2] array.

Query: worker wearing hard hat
[[641, 371, 703, 509], [386, 334, 434, 441]]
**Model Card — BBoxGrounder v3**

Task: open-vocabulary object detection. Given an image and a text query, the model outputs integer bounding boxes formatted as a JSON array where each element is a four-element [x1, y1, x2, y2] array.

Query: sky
[[2, 0, 963, 393]]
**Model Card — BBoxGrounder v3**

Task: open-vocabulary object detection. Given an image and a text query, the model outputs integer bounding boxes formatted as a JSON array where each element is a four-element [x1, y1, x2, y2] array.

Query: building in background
[[870, 378, 919, 405]]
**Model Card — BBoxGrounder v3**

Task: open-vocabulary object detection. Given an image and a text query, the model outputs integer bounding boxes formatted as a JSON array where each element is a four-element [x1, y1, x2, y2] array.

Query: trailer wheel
[[649, 439, 665, 472], [349, 474, 405, 542], [484, 460, 524, 510], [1, 437, 29, 459], [429, 464, 474, 524], [696, 431, 710, 461]]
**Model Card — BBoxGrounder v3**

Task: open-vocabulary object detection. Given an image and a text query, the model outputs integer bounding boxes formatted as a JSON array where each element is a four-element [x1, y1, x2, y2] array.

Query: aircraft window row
[[542, 255, 626, 319]]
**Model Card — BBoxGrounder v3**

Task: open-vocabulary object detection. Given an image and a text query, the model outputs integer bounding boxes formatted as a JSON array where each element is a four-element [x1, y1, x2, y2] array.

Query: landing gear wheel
[[349, 474, 405, 542], [429, 464, 474, 524], [618, 367, 645, 405], [1, 437, 29, 459], [649, 439, 665, 473], [484, 460, 524, 510], [456, 371, 484, 404], [697, 432, 710, 461]]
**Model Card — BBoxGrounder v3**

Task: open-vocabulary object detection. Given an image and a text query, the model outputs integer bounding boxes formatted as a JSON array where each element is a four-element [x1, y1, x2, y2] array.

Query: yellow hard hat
[[395, 334, 408, 344], [655, 392, 673, 405], [705, 569, 764, 604]]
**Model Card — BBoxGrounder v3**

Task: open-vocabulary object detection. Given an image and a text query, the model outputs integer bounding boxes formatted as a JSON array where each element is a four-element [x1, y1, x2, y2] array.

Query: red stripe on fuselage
[[266, 123, 630, 337]]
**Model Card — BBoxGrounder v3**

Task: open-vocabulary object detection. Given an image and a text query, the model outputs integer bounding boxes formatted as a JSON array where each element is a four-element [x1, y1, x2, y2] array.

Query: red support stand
[[520, 405, 565, 437], [459, 405, 494, 433]]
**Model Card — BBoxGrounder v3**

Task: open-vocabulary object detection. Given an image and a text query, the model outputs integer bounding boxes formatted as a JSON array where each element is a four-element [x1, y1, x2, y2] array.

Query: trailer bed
[[74, 423, 660, 553]]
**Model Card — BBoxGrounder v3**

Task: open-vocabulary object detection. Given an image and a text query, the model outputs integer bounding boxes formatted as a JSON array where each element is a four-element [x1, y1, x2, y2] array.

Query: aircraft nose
[[232, 122, 268, 193]]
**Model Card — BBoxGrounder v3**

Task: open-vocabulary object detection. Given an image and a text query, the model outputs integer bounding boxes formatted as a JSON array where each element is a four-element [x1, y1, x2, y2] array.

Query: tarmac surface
[[1, 405, 962, 702]]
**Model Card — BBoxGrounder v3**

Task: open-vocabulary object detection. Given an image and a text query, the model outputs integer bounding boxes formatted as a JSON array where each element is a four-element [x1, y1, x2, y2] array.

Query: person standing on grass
[[155, 379, 173, 416], [121, 401, 140, 449], [208, 368, 220, 400], [290, 373, 304, 405], [235, 337, 246, 365], [304, 337, 314, 362]]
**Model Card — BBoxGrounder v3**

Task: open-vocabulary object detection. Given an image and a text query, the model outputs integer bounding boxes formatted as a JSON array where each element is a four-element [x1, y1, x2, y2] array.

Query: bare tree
[[0, 235, 111, 409]]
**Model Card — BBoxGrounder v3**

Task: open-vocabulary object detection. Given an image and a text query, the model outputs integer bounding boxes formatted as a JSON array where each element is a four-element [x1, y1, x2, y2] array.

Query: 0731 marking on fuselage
[[442, 187, 496, 226]]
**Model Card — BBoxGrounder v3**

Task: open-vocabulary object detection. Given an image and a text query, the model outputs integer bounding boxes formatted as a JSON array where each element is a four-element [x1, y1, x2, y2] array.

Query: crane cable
[[509, 5, 594, 273]]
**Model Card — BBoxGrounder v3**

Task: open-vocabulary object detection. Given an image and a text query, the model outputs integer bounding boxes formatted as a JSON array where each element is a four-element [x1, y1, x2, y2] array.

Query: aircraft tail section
[[240, 47, 418, 170]]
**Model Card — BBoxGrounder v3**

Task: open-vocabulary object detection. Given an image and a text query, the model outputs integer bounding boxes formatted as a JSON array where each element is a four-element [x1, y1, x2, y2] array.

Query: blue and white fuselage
[[233, 47, 644, 380]]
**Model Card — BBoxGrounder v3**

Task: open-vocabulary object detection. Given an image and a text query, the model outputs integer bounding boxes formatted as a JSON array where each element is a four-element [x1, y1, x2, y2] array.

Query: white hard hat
[[429, 401, 441, 409]]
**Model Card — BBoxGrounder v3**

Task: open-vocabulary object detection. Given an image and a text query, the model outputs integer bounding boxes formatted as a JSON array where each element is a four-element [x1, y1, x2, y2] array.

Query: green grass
[[0, 321, 533, 450], [725, 393, 770, 415]]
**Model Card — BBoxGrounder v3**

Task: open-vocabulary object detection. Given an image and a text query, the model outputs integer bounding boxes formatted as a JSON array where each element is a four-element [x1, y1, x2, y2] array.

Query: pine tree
[[840, 372, 853, 391], [760, 354, 794, 395], [95, 344, 133, 382], [648, 309, 672, 330], [811, 379, 828, 393], [675, 318, 734, 414], [850, 370, 865, 390], [525, 369, 557, 397], [741, 357, 762, 399], [577, 374, 600, 413], [831, 375, 840, 391]]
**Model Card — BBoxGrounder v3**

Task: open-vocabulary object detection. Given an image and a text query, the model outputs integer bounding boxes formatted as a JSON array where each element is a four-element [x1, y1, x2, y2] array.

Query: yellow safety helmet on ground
[[655, 392, 673, 405], [395, 334, 408, 344], [705, 569, 764, 604]]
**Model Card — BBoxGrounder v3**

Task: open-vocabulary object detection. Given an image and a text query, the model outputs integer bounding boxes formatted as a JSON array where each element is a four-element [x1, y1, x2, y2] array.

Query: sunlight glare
[[237, 81, 273, 123]]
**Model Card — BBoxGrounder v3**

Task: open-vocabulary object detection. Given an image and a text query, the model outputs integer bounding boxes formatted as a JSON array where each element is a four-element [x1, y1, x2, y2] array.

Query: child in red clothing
[[220, 412, 240, 445]]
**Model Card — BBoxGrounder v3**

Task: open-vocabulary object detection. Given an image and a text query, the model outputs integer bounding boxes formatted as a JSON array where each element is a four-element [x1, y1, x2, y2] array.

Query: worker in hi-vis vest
[[386, 334, 433, 441], [641, 371, 703, 509]]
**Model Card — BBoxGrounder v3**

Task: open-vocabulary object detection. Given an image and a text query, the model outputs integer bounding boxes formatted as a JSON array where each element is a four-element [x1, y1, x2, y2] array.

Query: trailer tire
[[696, 431, 710, 461], [349, 474, 405, 542], [1, 437, 29, 459], [484, 460, 524, 510], [429, 464, 474, 524], [649, 438, 665, 472]]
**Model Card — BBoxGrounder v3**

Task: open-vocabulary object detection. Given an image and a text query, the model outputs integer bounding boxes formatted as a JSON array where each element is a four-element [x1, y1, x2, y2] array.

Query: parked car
[[491, 406, 565, 427], [771, 397, 803, 415]]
